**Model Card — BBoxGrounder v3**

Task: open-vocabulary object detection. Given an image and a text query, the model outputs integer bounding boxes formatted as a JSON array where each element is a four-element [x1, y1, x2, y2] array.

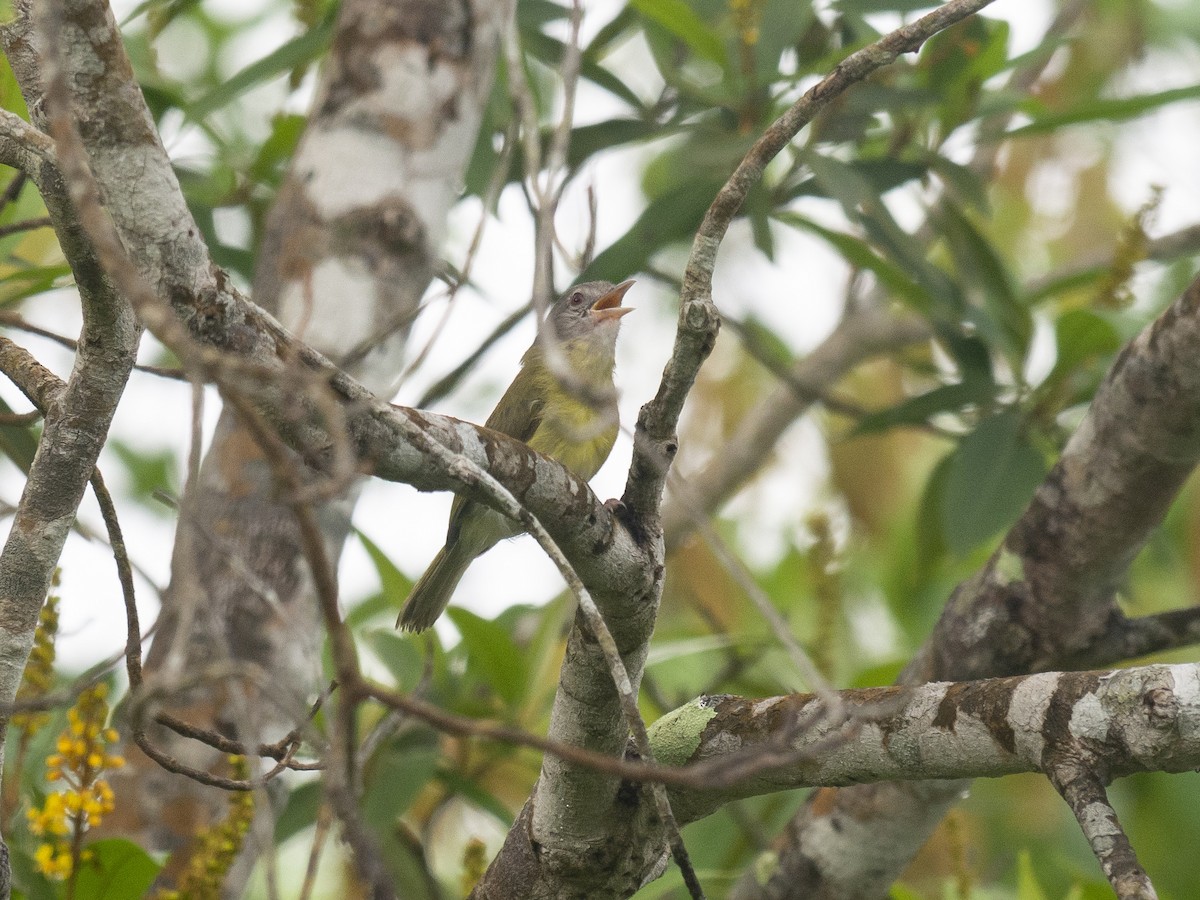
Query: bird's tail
[[397, 544, 471, 632]]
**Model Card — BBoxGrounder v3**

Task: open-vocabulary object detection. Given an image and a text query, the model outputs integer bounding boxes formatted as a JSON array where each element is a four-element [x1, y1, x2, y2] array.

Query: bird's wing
[[445, 365, 544, 546], [484, 364, 545, 443]]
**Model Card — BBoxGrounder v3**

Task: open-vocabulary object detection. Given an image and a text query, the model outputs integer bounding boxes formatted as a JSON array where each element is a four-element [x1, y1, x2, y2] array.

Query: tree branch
[[662, 306, 930, 550], [1049, 761, 1156, 900], [625, 0, 998, 532]]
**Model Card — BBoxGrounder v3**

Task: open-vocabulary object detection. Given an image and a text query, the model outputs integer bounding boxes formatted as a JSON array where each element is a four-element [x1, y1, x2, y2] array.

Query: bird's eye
[[569, 292, 584, 307]]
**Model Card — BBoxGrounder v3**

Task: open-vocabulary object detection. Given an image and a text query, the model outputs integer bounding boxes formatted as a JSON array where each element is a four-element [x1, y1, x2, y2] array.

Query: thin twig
[[89, 468, 141, 684], [0, 215, 51, 238], [417, 300, 532, 408], [0, 334, 321, 783], [0, 171, 28, 209], [297, 802, 333, 900], [670, 470, 839, 707], [0, 409, 41, 426], [226, 392, 393, 896], [0, 303, 185, 383]]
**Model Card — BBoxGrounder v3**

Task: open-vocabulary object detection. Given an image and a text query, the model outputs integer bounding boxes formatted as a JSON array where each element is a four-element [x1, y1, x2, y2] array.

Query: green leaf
[[935, 326, 995, 383], [347, 531, 416, 628], [188, 12, 335, 121], [1023, 266, 1109, 307], [565, 119, 669, 173], [918, 15, 1010, 138], [913, 451, 952, 574], [365, 628, 428, 692], [71, 839, 161, 900], [775, 212, 928, 310], [586, 5, 638, 58], [362, 734, 440, 830], [374, 828, 438, 900], [929, 156, 990, 213], [516, 0, 566, 31], [751, 0, 817, 84], [464, 76, 512, 199], [940, 410, 1046, 556], [629, 0, 727, 67], [346, 590, 401, 628], [1008, 83, 1200, 137], [436, 768, 515, 824], [805, 152, 961, 314], [276, 780, 322, 844], [248, 113, 306, 184], [851, 659, 907, 691], [854, 379, 995, 435], [0, 263, 73, 305], [445, 607, 527, 707], [747, 186, 775, 260], [584, 177, 722, 283], [1015, 849, 1050, 900], [522, 31, 647, 111], [781, 158, 929, 204], [837, 0, 947, 12], [357, 530, 413, 605], [108, 441, 179, 510], [935, 198, 1030, 362], [1047, 309, 1120, 386], [8, 837, 60, 900], [646, 634, 737, 666], [732, 314, 793, 370], [0, 396, 38, 473]]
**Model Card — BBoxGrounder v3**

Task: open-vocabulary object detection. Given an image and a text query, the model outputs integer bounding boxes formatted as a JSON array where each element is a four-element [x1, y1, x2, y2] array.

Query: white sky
[[4, 0, 1200, 669]]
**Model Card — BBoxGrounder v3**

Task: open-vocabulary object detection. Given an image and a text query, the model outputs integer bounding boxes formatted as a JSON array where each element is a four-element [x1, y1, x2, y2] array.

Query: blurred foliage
[[3, 0, 1200, 897]]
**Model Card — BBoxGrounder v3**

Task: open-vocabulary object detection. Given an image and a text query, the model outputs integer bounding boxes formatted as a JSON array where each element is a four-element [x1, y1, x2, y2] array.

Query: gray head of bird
[[545, 280, 635, 345]]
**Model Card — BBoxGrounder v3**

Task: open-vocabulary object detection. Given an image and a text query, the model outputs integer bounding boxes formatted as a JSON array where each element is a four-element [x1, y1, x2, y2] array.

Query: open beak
[[590, 279, 635, 322]]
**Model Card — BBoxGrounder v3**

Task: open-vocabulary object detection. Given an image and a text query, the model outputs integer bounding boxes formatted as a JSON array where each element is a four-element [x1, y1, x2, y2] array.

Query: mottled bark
[[734, 271, 1200, 899], [110, 0, 505, 882], [0, 4, 143, 890]]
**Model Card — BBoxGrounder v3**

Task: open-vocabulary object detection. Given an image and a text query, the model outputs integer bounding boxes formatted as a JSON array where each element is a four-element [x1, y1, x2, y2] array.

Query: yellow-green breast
[[516, 338, 619, 481]]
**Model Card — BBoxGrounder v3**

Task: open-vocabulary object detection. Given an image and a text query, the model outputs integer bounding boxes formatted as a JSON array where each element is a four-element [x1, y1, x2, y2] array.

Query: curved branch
[[624, 0, 998, 530]]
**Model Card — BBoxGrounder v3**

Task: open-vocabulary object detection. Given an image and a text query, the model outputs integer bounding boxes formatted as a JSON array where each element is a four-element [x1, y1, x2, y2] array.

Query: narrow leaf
[[629, 0, 728, 66], [188, 13, 335, 120], [940, 410, 1046, 555]]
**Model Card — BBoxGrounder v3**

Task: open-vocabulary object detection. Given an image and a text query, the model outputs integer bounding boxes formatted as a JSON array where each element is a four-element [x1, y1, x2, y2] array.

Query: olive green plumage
[[397, 280, 634, 632]]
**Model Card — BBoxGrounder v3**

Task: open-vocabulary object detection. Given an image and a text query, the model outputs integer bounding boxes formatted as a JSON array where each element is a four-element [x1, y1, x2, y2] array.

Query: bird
[[397, 280, 635, 632]]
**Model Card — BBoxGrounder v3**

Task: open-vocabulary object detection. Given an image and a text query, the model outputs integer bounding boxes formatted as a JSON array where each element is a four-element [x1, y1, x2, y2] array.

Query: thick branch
[[478, 2, 1000, 896], [654, 664, 1200, 826], [0, 184, 138, 900], [1049, 761, 1157, 900], [0, 20, 141, 836], [740, 231, 1200, 900], [919, 272, 1200, 682]]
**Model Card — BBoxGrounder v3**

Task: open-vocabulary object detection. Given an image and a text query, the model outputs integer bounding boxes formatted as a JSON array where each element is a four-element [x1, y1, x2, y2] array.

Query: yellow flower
[[26, 683, 125, 881], [151, 757, 255, 900], [13, 579, 59, 736]]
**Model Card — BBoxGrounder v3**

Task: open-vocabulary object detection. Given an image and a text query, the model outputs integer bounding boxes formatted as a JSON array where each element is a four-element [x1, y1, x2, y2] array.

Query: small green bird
[[397, 280, 635, 632]]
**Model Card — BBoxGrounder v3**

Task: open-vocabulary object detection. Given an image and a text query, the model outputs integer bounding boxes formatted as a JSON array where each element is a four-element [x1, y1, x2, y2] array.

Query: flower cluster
[[730, 0, 762, 48], [12, 574, 60, 736], [26, 682, 125, 880], [154, 756, 255, 900]]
